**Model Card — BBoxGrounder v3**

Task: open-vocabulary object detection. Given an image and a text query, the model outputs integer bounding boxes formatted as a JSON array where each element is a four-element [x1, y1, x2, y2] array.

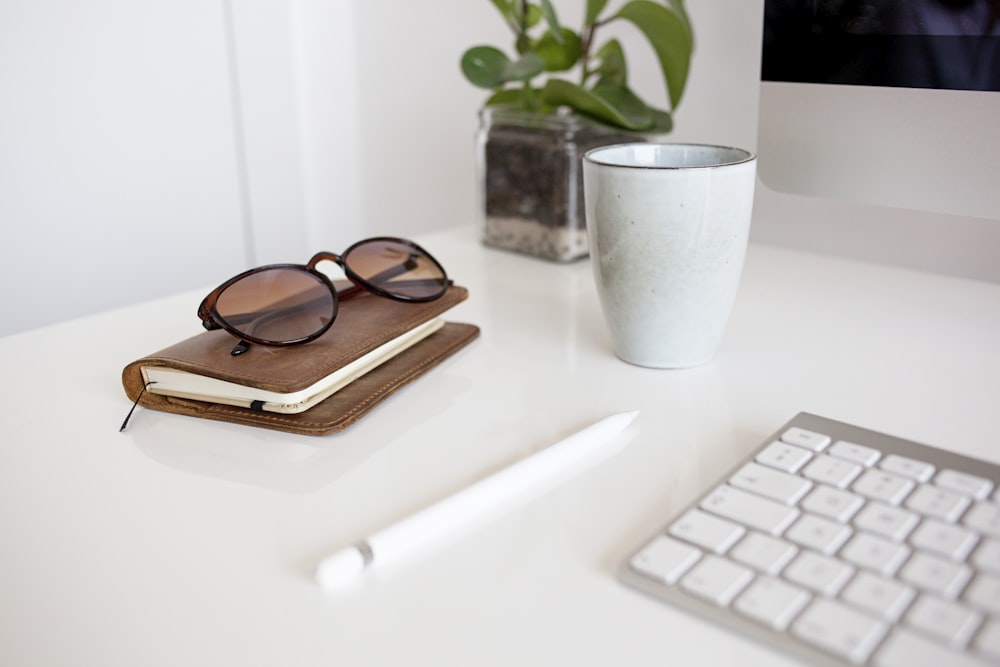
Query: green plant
[[461, 0, 693, 133]]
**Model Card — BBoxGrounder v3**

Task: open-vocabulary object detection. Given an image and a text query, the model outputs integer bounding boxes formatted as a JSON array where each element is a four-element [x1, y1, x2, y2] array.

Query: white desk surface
[[2, 225, 998, 666]]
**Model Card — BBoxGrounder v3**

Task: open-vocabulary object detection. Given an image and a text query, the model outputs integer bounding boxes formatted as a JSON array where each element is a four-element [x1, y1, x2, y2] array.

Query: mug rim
[[583, 142, 756, 170]]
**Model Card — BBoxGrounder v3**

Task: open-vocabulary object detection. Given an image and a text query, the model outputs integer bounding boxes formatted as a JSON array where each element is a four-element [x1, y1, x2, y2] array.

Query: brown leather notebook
[[122, 285, 479, 435]]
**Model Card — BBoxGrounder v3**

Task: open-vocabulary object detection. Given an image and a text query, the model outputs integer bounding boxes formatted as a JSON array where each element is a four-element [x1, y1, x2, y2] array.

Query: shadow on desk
[[127, 372, 473, 493]]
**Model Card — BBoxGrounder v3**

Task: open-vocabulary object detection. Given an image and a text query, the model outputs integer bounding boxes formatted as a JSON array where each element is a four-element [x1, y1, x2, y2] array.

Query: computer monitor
[[756, 0, 1000, 280]]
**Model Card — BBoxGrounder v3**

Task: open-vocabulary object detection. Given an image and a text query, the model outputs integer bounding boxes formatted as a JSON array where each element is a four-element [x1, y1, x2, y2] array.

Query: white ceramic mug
[[583, 143, 756, 368]]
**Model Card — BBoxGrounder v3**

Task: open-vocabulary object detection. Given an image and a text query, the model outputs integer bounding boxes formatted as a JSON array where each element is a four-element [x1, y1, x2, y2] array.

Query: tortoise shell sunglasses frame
[[197, 237, 451, 356]]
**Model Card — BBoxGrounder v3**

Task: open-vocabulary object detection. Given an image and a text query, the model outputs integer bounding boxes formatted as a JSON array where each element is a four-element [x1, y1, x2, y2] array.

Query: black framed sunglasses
[[198, 237, 451, 356]]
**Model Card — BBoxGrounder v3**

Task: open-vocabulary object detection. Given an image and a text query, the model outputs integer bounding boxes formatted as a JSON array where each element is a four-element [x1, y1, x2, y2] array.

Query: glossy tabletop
[[2, 225, 998, 666]]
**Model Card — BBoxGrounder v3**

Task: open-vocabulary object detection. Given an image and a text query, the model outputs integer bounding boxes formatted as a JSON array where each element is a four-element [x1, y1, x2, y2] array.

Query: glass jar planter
[[476, 106, 638, 262]]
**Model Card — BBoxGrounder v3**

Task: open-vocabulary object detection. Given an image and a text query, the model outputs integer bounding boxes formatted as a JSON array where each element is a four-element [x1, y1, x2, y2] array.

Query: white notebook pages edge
[[141, 317, 445, 414]]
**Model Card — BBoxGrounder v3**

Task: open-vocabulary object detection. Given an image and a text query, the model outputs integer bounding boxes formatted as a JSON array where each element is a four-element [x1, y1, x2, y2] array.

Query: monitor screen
[[757, 0, 1000, 222]]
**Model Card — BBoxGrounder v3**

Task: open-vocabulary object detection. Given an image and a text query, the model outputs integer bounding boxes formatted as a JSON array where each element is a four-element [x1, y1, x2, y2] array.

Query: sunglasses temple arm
[[361, 257, 419, 285], [217, 289, 334, 352], [218, 288, 333, 329], [336, 283, 366, 301], [231, 340, 251, 356], [337, 258, 451, 302]]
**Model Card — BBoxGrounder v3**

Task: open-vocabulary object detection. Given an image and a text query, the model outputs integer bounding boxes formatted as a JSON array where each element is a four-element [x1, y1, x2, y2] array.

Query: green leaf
[[461, 46, 544, 88], [594, 38, 627, 87], [489, 0, 518, 32], [511, 1, 542, 29], [590, 81, 653, 128], [485, 88, 529, 106], [489, 82, 671, 132], [484, 86, 553, 113], [489, 0, 510, 20], [461, 46, 511, 88], [661, 0, 693, 44], [515, 33, 530, 55], [525, 4, 542, 27], [647, 108, 673, 134], [533, 28, 581, 72], [538, 0, 563, 43], [541, 79, 656, 131], [505, 52, 546, 81], [584, 0, 609, 25], [613, 0, 693, 109]]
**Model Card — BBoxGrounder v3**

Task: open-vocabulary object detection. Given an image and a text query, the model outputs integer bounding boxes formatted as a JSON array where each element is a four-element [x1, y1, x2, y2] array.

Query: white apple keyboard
[[619, 413, 1000, 666]]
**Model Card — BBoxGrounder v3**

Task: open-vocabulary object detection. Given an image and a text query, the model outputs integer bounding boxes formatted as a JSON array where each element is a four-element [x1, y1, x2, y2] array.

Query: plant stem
[[523, 79, 534, 110], [578, 17, 610, 86]]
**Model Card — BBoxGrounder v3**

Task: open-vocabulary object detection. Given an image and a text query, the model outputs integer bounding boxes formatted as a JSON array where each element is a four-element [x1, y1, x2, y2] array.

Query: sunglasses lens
[[343, 239, 448, 300], [214, 268, 335, 344]]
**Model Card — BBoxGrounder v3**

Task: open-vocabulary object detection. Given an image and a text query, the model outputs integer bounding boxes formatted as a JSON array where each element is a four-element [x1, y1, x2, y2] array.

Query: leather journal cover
[[122, 285, 479, 435]]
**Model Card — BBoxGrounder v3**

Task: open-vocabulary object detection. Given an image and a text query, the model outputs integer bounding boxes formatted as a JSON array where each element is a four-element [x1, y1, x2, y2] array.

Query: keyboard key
[[853, 469, 916, 505], [728, 462, 812, 505], [620, 414, 1000, 667], [785, 513, 853, 555], [802, 454, 863, 489], [781, 426, 831, 451], [700, 485, 800, 536], [784, 550, 854, 596], [668, 509, 746, 554], [905, 595, 982, 648], [881, 454, 935, 482], [974, 618, 1000, 661], [906, 485, 972, 522], [972, 538, 1000, 576], [800, 484, 865, 522], [853, 502, 920, 541], [874, 627, 994, 667], [841, 532, 911, 577], [964, 573, 1000, 615], [755, 441, 813, 474], [791, 597, 889, 664], [828, 440, 882, 467], [910, 519, 979, 561], [841, 570, 915, 621], [733, 576, 810, 631], [899, 552, 973, 599], [678, 554, 754, 606], [963, 501, 1000, 538], [935, 469, 994, 500], [729, 531, 798, 575], [629, 535, 701, 585]]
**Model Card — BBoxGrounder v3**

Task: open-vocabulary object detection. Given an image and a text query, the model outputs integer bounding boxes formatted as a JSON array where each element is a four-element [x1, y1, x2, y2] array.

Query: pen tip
[[316, 546, 367, 591]]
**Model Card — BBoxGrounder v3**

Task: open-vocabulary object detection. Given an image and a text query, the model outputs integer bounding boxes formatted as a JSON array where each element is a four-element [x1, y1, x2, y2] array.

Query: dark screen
[[762, 0, 1000, 91]]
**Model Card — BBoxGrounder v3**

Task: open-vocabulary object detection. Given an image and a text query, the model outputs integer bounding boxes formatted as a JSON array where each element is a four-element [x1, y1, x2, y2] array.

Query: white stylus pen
[[315, 410, 639, 590]]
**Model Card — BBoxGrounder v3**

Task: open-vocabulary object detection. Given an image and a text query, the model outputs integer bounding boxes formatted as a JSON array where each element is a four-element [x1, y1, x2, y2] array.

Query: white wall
[[0, 0, 351, 336], [349, 0, 764, 241], [8, 0, 994, 338], [223, 0, 365, 263], [0, 0, 769, 337], [350, 0, 1000, 282], [0, 1, 251, 336]]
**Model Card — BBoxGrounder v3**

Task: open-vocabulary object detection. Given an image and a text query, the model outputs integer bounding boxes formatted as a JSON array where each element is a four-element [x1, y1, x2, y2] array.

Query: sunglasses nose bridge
[[307, 251, 344, 271]]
